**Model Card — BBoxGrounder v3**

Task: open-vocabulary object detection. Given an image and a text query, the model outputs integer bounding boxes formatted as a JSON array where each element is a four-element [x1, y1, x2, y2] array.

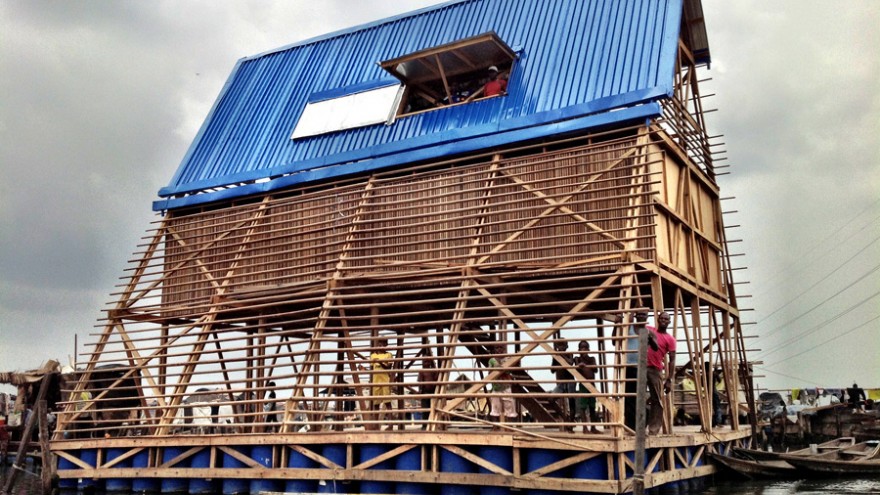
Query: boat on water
[[709, 451, 799, 480], [732, 437, 857, 461], [713, 437, 860, 479], [780, 440, 880, 475]]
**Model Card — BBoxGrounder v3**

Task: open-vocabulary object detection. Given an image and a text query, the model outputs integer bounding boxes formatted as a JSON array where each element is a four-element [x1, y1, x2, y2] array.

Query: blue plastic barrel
[[687, 474, 705, 493], [285, 448, 318, 494], [106, 447, 133, 492], [524, 449, 566, 495], [395, 447, 429, 495], [56, 453, 77, 491], [78, 449, 102, 493], [221, 447, 249, 495], [188, 448, 215, 494], [317, 445, 348, 494], [658, 480, 682, 495], [477, 446, 511, 495], [132, 448, 159, 494], [439, 447, 475, 495], [359, 444, 393, 494], [615, 451, 635, 481], [647, 449, 661, 472], [249, 445, 280, 494], [160, 447, 188, 494], [571, 449, 604, 482]]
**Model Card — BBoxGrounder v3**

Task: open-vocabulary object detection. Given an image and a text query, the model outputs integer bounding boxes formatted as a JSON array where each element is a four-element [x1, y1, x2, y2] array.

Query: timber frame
[[52, 21, 754, 495]]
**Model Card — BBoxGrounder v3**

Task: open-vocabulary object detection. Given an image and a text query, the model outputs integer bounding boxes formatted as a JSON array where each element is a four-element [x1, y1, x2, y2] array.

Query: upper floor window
[[380, 32, 517, 116], [291, 80, 402, 139], [291, 32, 517, 140]]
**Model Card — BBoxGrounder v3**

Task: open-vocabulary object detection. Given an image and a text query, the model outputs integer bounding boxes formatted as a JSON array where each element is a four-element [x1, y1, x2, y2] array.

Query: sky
[[1, 1, 878, 395]]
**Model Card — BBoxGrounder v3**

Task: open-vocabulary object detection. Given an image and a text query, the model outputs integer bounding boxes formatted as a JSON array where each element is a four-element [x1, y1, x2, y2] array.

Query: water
[[704, 478, 880, 494], [2, 465, 45, 495], [3, 466, 879, 494]]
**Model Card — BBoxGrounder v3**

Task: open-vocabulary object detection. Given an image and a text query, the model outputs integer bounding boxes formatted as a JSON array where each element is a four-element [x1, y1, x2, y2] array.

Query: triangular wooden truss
[[56, 126, 751, 441]]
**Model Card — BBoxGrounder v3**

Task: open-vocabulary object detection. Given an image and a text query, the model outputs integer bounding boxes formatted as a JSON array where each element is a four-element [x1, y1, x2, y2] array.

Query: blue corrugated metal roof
[[156, 0, 684, 211]]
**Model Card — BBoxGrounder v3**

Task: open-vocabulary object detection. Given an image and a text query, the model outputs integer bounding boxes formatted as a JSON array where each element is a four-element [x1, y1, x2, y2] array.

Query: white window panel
[[291, 84, 402, 139]]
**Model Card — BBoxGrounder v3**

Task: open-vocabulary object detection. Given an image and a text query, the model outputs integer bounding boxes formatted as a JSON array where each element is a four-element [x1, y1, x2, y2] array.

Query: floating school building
[[54, 0, 757, 493]]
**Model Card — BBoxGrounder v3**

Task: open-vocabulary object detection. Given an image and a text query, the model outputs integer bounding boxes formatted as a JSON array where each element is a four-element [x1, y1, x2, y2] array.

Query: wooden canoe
[[708, 452, 799, 480], [731, 437, 857, 461], [780, 440, 880, 475]]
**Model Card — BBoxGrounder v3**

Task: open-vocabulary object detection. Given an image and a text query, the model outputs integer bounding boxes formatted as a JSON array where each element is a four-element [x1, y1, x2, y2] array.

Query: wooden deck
[[52, 425, 751, 494]]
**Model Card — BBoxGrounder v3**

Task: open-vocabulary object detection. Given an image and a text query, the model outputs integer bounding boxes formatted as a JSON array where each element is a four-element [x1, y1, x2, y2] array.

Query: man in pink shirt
[[483, 66, 507, 97], [646, 312, 676, 434]]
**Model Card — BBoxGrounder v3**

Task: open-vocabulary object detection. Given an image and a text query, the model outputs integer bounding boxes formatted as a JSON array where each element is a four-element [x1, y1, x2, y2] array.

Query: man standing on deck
[[551, 340, 576, 424], [647, 312, 676, 435], [847, 383, 867, 411], [488, 344, 517, 428], [417, 348, 438, 428], [576, 340, 601, 433], [625, 312, 654, 429], [369, 338, 395, 429]]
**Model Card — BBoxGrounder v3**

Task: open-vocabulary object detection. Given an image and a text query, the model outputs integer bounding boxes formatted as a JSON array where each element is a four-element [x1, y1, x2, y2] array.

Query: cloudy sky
[[1, 1, 878, 395]]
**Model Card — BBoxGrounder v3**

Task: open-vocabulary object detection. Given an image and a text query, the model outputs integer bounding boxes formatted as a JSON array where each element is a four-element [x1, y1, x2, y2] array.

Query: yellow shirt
[[370, 351, 393, 403]]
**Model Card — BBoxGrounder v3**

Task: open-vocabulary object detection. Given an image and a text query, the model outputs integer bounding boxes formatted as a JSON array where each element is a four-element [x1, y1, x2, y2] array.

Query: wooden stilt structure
[[49, 1, 757, 493], [50, 124, 755, 493]]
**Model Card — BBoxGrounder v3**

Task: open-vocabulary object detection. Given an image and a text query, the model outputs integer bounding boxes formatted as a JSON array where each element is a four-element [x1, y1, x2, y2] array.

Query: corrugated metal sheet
[[157, 0, 684, 210]]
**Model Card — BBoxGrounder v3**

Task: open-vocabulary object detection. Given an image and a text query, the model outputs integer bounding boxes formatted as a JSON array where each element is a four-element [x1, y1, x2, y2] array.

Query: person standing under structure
[[625, 312, 655, 430], [551, 340, 576, 425], [576, 340, 601, 433], [646, 312, 676, 435], [417, 348, 438, 428], [488, 344, 517, 428], [369, 338, 394, 429]]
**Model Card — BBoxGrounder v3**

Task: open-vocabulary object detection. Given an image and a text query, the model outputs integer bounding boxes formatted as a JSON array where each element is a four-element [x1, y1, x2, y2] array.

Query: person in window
[[483, 66, 507, 97]]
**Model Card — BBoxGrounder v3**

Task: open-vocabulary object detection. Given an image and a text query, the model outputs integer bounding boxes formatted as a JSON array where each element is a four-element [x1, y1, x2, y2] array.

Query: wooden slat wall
[[55, 128, 745, 440], [649, 137, 724, 293], [161, 136, 660, 309]]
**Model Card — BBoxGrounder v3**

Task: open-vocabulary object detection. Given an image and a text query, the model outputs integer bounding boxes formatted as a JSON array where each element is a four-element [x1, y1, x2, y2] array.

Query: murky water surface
[[3, 466, 880, 494], [703, 478, 880, 494]]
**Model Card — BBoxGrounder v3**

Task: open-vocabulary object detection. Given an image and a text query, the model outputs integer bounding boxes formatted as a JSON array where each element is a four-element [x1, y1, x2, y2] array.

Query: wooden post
[[38, 400, 53, 494], [2, 374, 51, 495], [633, 321, 649, 495]]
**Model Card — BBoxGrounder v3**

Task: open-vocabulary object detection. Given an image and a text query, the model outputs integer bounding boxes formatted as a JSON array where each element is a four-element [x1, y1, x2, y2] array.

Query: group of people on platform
[[549, 340, 601, 432], [362, 310, 679, 435], [54, 309, 879, 438], [804, 384, 870, 411]]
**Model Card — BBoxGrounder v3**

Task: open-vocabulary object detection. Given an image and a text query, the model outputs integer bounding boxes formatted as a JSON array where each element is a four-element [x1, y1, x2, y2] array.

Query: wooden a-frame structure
[[51, 4, 756, 493]]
